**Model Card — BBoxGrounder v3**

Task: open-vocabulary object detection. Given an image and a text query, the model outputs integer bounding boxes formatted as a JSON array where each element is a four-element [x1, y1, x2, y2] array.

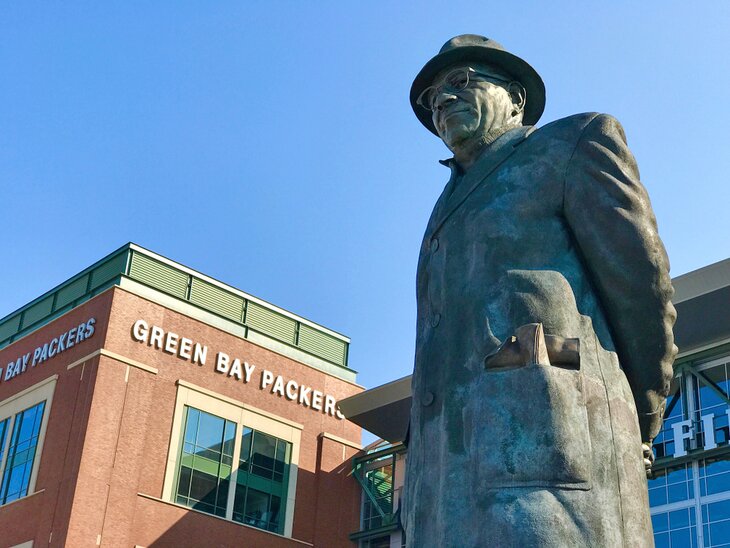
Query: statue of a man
[[402, 35, 676, 547]]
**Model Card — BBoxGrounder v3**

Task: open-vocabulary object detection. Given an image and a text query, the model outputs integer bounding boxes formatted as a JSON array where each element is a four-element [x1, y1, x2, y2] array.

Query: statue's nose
[[434, 92, 458, 111]]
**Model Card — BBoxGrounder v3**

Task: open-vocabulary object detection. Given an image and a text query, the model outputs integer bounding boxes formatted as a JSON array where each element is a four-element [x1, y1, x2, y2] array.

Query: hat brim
[[410, 46, 546, 136]]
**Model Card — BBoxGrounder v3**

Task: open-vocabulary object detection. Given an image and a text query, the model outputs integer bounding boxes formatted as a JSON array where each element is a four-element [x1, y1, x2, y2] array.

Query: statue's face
[[428, 63, 519, 152]]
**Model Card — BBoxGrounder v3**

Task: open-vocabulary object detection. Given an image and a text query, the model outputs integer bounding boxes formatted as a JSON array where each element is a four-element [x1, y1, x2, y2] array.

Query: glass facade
[[0, 401, 46, 505], [361, 457, 394, 531], [174, 405, 291, 535], [650, 356, 730, 547], [351, 441, 405, 548]]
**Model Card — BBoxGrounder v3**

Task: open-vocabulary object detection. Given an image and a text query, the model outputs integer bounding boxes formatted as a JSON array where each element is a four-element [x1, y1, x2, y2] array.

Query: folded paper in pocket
[[485, 323, 580, 370]]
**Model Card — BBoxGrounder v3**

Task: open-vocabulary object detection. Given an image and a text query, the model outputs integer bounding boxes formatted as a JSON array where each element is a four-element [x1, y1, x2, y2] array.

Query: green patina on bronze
[[402, 34, 676, 547]]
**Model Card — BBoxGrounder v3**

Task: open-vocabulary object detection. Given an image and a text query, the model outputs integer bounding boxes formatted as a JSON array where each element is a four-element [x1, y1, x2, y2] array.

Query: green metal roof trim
[[0, 243, 351, 369]]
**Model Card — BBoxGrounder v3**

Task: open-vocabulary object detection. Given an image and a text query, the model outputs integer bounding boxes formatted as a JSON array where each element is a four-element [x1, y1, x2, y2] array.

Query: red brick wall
[[0, 286, 364, 547], [0, 291, 112, 547]]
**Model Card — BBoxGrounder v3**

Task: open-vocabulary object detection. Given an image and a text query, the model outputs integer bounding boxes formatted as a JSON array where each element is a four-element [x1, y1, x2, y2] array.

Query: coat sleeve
[[563, 113, 677, 442]]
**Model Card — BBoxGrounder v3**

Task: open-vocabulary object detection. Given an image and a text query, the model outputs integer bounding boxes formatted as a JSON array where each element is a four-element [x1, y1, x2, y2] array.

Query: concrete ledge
[[136, 493, 314, 546], [319, 431, 363, 450], [67, 349, 158, 375]]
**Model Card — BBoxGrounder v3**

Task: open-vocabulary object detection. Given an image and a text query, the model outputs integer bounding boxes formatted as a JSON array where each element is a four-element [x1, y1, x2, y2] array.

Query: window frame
[[0, 375, 57, 507], [162, 380, 302, 537]]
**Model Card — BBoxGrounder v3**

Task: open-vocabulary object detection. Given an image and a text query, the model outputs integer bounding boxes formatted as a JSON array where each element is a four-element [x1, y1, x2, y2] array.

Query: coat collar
[[425, 125, 534, 241]]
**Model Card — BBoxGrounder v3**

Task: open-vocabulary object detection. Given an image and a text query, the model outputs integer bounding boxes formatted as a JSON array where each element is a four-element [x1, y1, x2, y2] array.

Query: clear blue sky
[[2, 3, 729, 402]]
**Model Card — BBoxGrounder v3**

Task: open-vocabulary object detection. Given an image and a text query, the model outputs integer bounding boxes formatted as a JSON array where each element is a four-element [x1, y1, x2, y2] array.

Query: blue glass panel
[[652, 512, 669, 533], [668, 482, 689, 503], [667, 466, 689, 484], [653, 531, 669, 548], [710, 519, 730, 544], [174, 407, 231, 518], [0, 419, 8, 465], [648, 474, 667, 490], [704, 458, 730, 476], [670, 508, 690, 528], [698, 386, 724, 410], [708, 500, 730, 522], [196, 412, 225, 452], [670, 528, 691, 547], [0, 402, 46, 505], [705, 473, 730, 497], [668, 399, 684, 418], [649, 487, 668, 507], [184, 408, 199, 444]]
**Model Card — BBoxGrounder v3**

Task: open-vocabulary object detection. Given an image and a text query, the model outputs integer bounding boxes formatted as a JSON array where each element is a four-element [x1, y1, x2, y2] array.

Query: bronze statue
[[402, 35, 676, 547]]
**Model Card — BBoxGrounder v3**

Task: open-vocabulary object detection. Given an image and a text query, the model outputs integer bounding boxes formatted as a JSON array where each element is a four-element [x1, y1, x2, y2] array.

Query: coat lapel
[[426, 125, 534, 239]]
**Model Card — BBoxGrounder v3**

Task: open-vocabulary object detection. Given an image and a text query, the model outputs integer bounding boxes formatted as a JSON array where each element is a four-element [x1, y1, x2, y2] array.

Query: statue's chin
[[440, 125, 475, 152]]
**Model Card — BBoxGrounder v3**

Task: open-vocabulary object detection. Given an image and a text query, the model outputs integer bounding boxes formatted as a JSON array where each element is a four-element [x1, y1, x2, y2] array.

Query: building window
[[0, 375, 56, 507], [233, 428, 291, 532], [175, 407, 235, 517], [164, 381, 301, 537], [361, 457, 394, 531]]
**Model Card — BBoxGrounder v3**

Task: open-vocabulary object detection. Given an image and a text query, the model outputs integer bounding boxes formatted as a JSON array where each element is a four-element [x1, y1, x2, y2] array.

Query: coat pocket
[[476, 360, 592, 490]]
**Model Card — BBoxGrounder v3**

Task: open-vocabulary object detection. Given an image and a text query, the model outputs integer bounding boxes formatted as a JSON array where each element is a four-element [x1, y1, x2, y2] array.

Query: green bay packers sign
[[131, 319, 345, 419]]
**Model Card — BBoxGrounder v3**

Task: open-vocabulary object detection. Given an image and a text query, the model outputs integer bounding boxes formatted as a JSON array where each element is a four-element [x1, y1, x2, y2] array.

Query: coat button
[[431, 313, 441, 327], [422, 391, 434, 406], [430, 238, 439, 252]]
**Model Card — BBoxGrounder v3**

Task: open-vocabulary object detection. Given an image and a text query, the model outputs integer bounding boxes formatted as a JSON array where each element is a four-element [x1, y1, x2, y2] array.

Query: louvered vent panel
[[90, 252, 128, 288], [0, 315, 21, 342], [55, 275, 89, 309], [298, 324, 347, 366], [246, 302, 297, 344], [22, 296, 54, 327], [190, 278, 244, 321], [129, 253, 189, 299]]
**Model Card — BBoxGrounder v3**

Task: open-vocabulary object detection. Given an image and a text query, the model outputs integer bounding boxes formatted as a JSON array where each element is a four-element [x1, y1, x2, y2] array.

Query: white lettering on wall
[[132, 319, 208, 366], [672, 420, 694, 458], [258, 370, 343, 418], [672, 409, 730, 457], [130, 318, 346, 420], [2, 317, 96, 384]]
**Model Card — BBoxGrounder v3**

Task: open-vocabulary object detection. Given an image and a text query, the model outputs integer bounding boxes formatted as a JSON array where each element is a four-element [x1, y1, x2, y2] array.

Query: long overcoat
[[402, 113, 676, 547]]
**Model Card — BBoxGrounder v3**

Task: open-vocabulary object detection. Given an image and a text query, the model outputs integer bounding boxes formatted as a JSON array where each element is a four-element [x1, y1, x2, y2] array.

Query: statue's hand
[[642, 442, 655, 479]]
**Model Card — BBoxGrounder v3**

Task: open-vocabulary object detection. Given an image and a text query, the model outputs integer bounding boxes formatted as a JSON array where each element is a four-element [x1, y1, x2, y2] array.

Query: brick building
[[0, 243, 362, 547]]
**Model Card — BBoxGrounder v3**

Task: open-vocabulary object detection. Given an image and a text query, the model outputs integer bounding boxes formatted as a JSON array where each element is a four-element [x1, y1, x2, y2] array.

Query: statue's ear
[[508, 81, 527, 116]]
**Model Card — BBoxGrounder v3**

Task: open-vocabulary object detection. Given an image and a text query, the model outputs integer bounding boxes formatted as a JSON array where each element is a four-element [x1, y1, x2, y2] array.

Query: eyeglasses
[[416, 67, 512, 112]]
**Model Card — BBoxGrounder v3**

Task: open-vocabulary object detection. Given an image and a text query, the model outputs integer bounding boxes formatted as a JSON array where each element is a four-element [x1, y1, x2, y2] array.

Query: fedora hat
[[411, 34, 546, 135]]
